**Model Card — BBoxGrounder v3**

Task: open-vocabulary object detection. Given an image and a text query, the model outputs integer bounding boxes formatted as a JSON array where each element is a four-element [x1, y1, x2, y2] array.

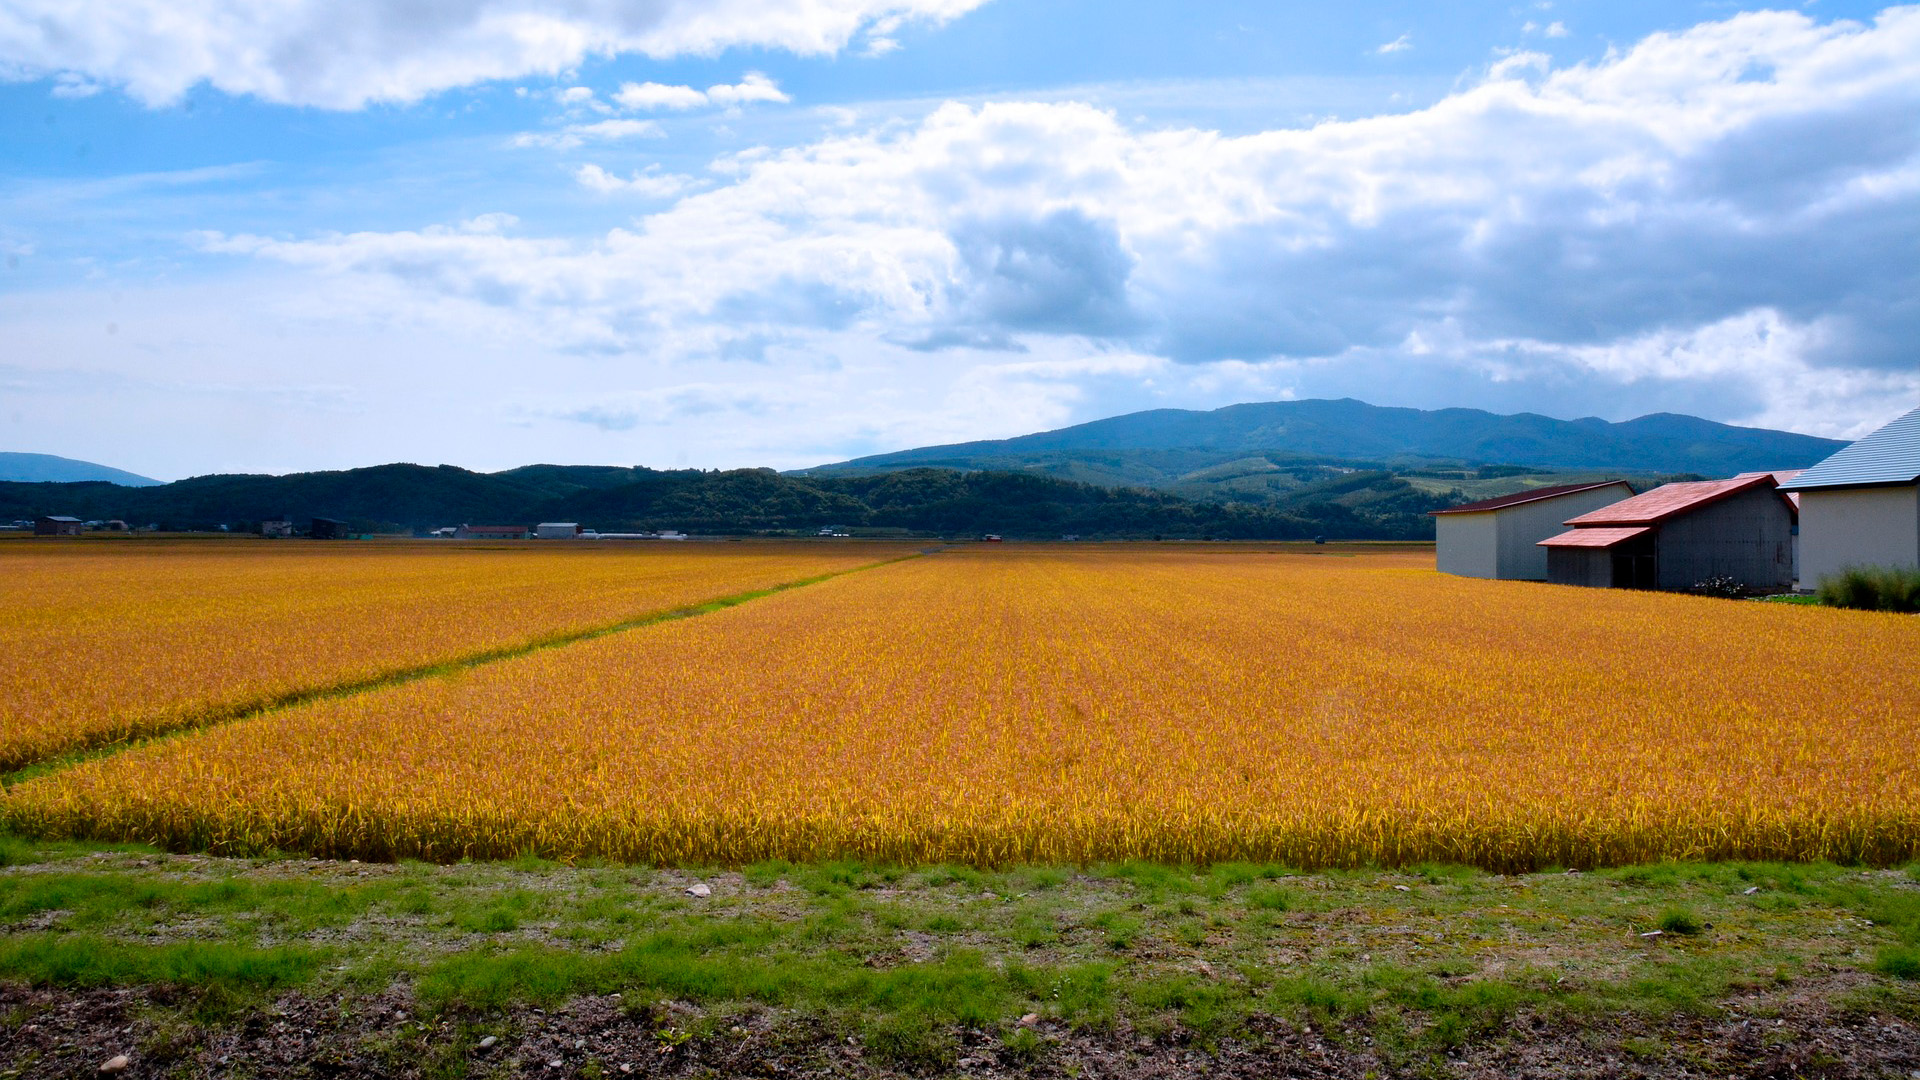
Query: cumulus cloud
[[0, 0, 987, 109], [611, 72, 790, 112], [575, 164, 704, 198], [512, 118, 663, 150], [204, 7, 1920, 434]]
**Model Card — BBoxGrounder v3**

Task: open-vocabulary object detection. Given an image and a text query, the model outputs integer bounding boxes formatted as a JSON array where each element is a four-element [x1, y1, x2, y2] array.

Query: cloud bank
[[199, 7, 1920, 437], [0, 0, 986, 108]]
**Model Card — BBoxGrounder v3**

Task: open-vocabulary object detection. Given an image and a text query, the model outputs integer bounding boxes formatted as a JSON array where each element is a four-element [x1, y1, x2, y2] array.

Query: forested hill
[[811, 398, 1846, 480], [0, 463, 1457, 540]]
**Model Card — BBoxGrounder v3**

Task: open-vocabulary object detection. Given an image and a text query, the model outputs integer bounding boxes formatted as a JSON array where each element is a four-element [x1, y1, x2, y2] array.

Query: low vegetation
[[1818, 565, 1920, 614], [4, 837, 1920, 1078]]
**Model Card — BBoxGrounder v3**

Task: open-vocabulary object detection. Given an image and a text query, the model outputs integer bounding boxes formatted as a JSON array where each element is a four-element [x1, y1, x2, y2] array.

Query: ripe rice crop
[[7, 545, 1919, 871], [0, 539, 909, 772]]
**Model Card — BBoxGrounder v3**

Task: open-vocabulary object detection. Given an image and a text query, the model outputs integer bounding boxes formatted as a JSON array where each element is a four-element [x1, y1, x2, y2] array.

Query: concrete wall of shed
[[1797, 485, 1920, 585], [1653, 486, 1796, 590], [1435, 513, 1498, 578], [1546, 547, 1615, 587], [1493, 485, 1633, 580]]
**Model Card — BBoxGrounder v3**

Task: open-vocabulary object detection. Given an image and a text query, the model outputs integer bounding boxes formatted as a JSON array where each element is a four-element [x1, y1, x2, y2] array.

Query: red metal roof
[[1428, 480, 1633, 516], [1537, 526, 1653, 549], [1561, 474, 1780, 526]]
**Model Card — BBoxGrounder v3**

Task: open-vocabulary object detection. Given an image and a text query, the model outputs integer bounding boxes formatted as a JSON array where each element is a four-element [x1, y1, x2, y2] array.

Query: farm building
[[535, 522, 583, 540], [455, 524, 529, 540], [260, 518, 293, 538], [1428, 481, 1634, 580], [34, 515, 82, 537], [1538, 473, 1798, 591], [309, 518, 349, 540], [1779, 405, 1920, 584]]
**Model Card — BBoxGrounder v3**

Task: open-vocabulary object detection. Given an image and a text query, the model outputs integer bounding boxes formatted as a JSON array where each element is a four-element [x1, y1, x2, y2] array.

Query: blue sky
[[1, 0, 1916, 479]]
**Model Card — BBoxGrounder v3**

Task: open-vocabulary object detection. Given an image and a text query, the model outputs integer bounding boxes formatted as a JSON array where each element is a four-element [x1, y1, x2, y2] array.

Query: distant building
[[104, 519, 128, 532], [309, 517, 349, 540], [1428, 481, 1635, 581], [260, 518, 294, 538], [534, 522, 583, 540], [455, 524, 529, 540], [1779, 405, 1920, 586], [1538, 473, 1798, 591], [34, 515, 83, 537]]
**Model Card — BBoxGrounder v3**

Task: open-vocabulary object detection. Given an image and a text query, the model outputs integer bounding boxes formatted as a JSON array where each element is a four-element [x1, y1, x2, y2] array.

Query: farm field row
[[7, 545, 1917, 869], [0, 539, 916, 772]]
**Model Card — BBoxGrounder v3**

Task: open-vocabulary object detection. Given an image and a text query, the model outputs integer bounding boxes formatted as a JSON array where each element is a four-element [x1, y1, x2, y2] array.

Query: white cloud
[[575, 164, 704, 198], [614, 81, 711, 111], [1545, 21, 1569, 39], [1376, 34, 1412, 55], [704, 72, 791, 107], [512, 118, 663, 150], [0, 0, 988, 109], [200, 7, 1920, 437], [608, 72, 790, 113]]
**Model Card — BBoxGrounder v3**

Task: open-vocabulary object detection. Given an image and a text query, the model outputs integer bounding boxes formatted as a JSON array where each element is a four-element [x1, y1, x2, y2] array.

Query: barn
[[1429, 481, 1635, 580], [1779, 405, 1920, 585], [309, 518, 349, 540], [1538, 473, 1798, 591], [34, 515, 83, 537], [455, 524, 529, 540]]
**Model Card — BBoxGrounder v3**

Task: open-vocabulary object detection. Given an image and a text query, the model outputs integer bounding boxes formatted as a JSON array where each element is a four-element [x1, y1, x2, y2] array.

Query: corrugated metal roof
[[1562, 474, 1776, 526], [1537, 526, 1653, 549], [1778, 405, 1920, 490], [1427, 480, 1632, 516]]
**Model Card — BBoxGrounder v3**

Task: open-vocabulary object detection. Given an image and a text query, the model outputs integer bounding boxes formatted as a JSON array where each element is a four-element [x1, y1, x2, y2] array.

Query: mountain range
[[0, 452, 162, 486], [0, 400, 1849, 540]]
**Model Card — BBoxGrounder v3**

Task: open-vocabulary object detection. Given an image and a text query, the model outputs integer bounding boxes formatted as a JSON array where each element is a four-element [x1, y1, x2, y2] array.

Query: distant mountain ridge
[[0, 453, 161, 487], [810, 399, 1846, 479]]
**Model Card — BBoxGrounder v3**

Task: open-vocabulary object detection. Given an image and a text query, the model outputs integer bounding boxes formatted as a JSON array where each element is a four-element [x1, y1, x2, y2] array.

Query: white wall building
[[534, 522, 582, 539], [1780, 405, 1920, 585], [1429, 481, 1635, 580]]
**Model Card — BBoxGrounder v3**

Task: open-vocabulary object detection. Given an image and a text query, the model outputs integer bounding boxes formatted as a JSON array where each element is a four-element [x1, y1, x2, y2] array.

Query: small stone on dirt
[[99, 1056, 131, 1075], [686, 883, 712, 898], [1019, 1013, 1040, 1027], [1745, 886, 1761, 894], [478, 1035, 497, 1050], [1393, 885, 1411, 892]]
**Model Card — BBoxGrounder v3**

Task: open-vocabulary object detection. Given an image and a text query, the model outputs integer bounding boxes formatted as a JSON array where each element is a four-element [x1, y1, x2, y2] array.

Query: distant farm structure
[[309, 518, 349, 540], [1539, 472, 1799, 591], [34, 516, 83, 537], [455, 524, 530, 540], [1781, 405, 1920, 583], [1429, 481, 1634, 580]]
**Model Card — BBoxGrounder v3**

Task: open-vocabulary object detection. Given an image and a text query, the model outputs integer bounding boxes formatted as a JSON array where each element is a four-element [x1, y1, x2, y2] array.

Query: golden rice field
[[0, 539, 912, 772], [5, 544, 1918, 871]]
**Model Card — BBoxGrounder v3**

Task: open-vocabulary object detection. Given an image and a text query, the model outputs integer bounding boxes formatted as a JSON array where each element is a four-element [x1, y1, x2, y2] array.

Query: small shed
[[455, 524, 529, 540], [260, 518, 294, 538], [34, 515, 83, 537], [1429, 481, 1635, 580], [309, 517, 349, 540], [1779, 405, 1920, 584], [535, 522, 583, 540], [1538, 473, 1798, 591]]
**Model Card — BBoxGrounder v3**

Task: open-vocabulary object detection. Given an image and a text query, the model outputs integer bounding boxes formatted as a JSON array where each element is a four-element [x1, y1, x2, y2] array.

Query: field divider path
[[0, 548, 940, 791]]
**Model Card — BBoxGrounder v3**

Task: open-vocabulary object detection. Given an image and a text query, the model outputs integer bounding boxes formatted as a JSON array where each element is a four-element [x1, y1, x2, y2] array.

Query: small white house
[[534, 522, 583, 540], [1429, 480, 1635, 580], [1779, 404, 1920, 585]]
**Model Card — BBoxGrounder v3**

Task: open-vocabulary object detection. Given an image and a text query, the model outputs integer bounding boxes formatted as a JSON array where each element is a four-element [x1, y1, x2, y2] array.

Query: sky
[[2, 1, 1917, 479]]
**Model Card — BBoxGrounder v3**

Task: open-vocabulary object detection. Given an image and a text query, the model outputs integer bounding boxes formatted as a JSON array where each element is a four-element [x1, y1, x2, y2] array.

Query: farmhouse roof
[[1427, 480, 1633, 516], [1537, 526, 1652, 549], [1561, 474, 1781, 527], [1778, 405, 1920, 491], [41, 515, 81, 523]]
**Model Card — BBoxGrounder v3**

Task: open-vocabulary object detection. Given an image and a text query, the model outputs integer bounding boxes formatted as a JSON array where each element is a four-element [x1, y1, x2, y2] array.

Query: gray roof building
[[1779, 405, 1920, 583]]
